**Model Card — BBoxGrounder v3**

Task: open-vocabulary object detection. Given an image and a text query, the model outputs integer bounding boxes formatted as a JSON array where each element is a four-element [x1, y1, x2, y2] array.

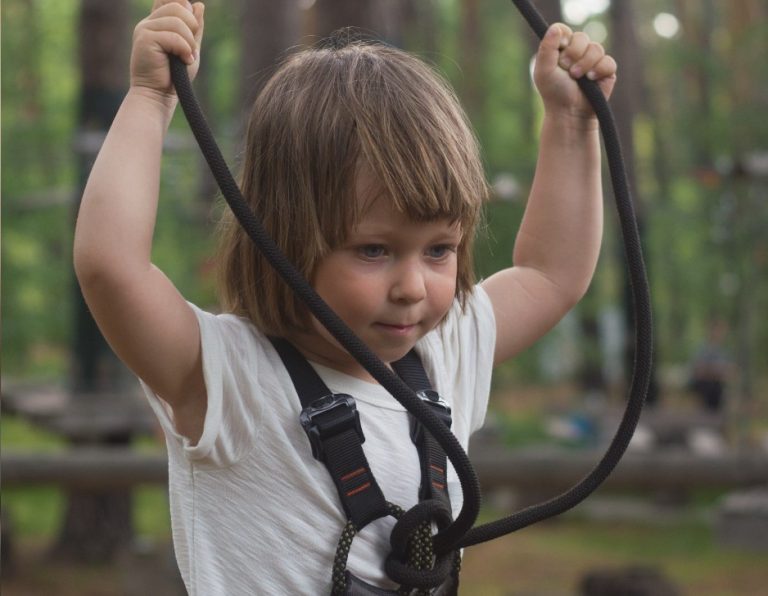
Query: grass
[[2, 413, 171, 540], [0, 415, 66, 451], [461, 516, 768, 595], [3, 394, 767, 595]]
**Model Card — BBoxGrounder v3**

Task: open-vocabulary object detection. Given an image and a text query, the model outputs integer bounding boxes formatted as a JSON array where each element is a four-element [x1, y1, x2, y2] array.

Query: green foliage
[[1, 414, 170, 540], [3, 488, 65, 537], [3, 485, 172, 540], [2, 0, 767, 395], [495, 410, 549, 448], [133, 487, 173, 537], [1, 415, 66, 450], [2, 0, 80, 379]]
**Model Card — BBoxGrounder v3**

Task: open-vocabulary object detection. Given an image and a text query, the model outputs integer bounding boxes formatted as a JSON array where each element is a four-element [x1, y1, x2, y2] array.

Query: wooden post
[[55, 0, 135, 563]]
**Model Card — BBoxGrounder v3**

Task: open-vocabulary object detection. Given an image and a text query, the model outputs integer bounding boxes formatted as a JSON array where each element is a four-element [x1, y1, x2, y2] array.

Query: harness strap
[[270, 337, 389, 529], [270, 337, 455, 537], [391, 352, 452, 506]]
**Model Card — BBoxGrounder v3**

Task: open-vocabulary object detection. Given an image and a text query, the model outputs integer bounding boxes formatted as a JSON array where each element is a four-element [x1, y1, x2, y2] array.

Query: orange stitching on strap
[[340, 468, 366, 482], [430, 464, 445, 474], [346, 482, 371, 497], [432, 481, 445, 490]]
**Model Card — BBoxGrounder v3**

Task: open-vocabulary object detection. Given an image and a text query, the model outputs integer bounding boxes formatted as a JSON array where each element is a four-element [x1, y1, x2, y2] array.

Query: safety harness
[[167, 0, 654, 593], [270, 337, 459, 595]]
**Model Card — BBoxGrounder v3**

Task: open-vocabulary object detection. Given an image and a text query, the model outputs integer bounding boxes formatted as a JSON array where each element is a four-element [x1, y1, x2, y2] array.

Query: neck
[[285, 330, 384, 384]]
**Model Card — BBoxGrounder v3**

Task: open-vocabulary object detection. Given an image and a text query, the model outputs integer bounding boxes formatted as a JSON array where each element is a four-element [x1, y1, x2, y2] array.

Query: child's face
[[298, 177, 462, 378]]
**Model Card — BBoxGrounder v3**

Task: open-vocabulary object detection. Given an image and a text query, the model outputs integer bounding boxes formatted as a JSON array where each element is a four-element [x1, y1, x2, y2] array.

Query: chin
[[375, 343, 419, 366]]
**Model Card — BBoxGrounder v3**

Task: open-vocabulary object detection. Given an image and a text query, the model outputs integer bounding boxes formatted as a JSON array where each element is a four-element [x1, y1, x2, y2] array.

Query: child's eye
[[358, 245, 386, 259], [426, 245, 455, 260]]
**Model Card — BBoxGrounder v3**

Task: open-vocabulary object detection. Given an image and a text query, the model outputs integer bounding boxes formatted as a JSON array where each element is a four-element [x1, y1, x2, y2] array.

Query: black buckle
[[410, 389, 452, 444], [300, 394, 364, 462]]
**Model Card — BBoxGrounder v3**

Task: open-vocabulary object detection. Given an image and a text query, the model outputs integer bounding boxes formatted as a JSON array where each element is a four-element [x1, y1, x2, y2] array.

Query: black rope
[[455, 0, 654, 548], [168, 0, 652, 579], [169, 58, 478, 555]]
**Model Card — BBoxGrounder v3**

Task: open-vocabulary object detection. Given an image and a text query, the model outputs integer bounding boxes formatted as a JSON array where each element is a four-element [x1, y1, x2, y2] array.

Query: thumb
[[193, 2, 205, 46], [536, 24, 568, 74]]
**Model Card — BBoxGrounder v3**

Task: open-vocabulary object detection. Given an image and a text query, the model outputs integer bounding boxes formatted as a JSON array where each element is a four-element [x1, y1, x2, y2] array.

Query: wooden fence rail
[[3, 446, 768, 492], [470, 445, 768, 492], [2, 450, 168, 490]]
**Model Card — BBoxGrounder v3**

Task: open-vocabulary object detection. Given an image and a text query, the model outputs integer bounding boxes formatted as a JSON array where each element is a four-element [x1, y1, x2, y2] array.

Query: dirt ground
[[3, 530, 767, 596], [4, 383, 766, 594], [461, 529, 768, 596]]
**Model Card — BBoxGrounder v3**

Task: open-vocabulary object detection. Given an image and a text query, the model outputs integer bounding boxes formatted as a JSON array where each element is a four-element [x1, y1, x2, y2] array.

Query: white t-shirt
[[142, 286, 496, 595]]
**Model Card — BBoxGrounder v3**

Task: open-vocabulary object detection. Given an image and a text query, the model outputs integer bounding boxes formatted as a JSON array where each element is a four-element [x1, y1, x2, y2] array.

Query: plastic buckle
[[410, 389, 452, 444], [300, 394, 364, 462]]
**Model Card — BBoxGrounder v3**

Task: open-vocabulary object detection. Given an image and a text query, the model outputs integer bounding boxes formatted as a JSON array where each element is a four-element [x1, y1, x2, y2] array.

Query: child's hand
[[533, 23, 617, 121], [130, 0, 205, 100]]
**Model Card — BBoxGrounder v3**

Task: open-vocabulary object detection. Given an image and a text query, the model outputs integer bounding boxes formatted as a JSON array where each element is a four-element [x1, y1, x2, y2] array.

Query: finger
[[536, 23, 571, 71], [152, 0, 194, 12], [552, 23, 573, 48], [586, 54, 617, 81], [568, 42, 605, 79], [149, 2, 200, 34], [192, 3, 205, 48], [559, 31, 590, 70], [142, 17, 197, 58], [142, 29, 196, 65]]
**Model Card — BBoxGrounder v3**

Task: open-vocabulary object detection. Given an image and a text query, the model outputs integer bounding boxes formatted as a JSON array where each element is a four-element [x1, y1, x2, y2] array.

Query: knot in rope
[[385, 500, 456, 591]]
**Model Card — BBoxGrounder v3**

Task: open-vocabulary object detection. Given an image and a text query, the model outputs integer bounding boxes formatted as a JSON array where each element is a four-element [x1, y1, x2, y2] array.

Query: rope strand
[[168, 0, 653, 579]]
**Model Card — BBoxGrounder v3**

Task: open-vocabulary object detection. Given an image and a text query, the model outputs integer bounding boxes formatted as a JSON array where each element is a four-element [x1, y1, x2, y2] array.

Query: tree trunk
[[72, 1, 132, 397], [56, 0, 135, 563], [531, 0, 563, 28], [608, 0, 659, 405], [459, 0, 483, 121], [673, 0, 716, 166], [239, 0, 302, 118], [522, 0, 563, 152], [313, 0, 406, 45], [723, 0, 766, 430], [401, 0, 437, 56]]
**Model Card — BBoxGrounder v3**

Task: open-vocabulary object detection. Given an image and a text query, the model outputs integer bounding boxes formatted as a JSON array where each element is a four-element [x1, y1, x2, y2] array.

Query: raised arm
[[481, 23, 617, 365], [73, 0, 206, 440]]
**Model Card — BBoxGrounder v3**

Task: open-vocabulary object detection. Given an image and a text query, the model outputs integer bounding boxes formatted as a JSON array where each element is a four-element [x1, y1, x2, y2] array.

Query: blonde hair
[[217, 35, 489, 336]]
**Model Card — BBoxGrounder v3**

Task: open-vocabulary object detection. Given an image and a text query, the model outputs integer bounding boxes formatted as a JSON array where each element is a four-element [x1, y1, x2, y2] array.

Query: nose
[[389, 259, 427, 304]]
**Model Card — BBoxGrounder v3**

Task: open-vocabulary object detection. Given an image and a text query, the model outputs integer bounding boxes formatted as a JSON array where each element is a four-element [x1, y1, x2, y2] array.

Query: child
[[74, 0, 616, 593]]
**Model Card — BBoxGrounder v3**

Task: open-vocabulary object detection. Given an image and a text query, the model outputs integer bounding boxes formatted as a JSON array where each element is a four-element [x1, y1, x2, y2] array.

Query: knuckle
[[133, 27, 148, 44], [133, 19, 149, 38]]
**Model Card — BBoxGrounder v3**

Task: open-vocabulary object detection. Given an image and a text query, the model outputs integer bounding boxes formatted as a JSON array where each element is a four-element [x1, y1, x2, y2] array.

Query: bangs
[[348, 46, 487, 230], [219, 38, 488, 336], [311, 44, 487, 247]]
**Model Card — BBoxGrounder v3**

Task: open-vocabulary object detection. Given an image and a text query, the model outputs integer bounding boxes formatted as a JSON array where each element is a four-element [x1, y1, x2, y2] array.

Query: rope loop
[[169, 0, 652, 574], [385, 500, 455, 590]]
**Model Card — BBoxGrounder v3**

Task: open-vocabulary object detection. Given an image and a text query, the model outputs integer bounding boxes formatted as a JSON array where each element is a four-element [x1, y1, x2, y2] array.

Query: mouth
[[374, 322, 418, 335]]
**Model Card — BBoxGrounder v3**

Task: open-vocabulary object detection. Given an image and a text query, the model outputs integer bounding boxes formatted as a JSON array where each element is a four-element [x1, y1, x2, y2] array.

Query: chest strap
[[391, 351, 452, 507], [271, 337, 387, 529], [269, 337, 452, 529]]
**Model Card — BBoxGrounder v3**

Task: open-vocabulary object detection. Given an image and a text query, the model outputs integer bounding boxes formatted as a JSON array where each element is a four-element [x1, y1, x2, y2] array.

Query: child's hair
[[217, 31, 489, 337]]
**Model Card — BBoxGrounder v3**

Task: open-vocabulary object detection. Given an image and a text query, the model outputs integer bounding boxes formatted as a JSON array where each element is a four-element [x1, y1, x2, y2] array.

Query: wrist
[[126, 86, 178, 123], [542, 107, 599, 133]]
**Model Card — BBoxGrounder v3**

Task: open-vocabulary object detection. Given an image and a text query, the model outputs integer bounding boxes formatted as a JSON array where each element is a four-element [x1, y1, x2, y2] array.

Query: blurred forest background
[[2, 0, 767, 594]]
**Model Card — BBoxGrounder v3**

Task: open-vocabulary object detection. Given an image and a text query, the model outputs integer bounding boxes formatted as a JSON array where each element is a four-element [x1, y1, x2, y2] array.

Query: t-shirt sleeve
[[419, 286, 496, 435], [140, 303, 270, 467]]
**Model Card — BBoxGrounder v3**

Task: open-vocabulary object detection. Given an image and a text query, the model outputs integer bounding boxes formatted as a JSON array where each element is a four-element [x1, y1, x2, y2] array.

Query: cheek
[[429, 269, 459, 314], [316, 268, 382, 317]]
